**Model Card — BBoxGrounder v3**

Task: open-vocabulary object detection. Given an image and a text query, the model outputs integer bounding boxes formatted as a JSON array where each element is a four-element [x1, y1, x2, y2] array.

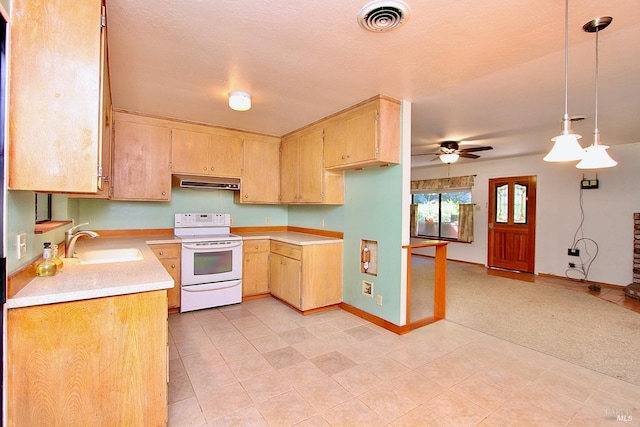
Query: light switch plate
[[17, 233, 27, 259]]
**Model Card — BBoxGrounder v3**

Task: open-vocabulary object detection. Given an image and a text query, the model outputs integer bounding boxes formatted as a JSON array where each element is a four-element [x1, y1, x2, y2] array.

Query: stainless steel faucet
[[64, 222, 99, 258]]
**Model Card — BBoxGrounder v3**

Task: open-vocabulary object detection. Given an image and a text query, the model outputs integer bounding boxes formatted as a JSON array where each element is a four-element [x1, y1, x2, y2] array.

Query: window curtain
[[411, 175, 474, 192], [457, 203, 474, 243]]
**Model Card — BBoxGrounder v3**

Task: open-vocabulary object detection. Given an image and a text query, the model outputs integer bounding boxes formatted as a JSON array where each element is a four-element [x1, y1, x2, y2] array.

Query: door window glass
[[496, 184, 508, 223], [514, 183, 528, 224]]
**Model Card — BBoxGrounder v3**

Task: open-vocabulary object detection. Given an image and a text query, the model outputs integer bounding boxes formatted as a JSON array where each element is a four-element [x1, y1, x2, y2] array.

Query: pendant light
[[544, 0, 583, 162], [576, 17, 618, 169], [439, 153, 459, 164]]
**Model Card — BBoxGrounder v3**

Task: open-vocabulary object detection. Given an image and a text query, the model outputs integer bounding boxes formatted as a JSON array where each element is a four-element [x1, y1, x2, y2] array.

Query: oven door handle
[[182, 241, 243, 251], [182, 280, 242, 292]]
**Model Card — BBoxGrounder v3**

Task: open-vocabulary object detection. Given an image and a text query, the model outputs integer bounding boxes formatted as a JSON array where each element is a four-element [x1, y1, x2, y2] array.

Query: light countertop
[[236, 231, 342, 245], [7, 236, 176, 309]]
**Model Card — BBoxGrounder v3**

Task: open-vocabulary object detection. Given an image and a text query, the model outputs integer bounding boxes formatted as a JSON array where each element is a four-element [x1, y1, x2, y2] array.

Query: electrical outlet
[[568, 262, 576, 268], [362, 280, 373, 297], [568, 248, 580, 256], [321, 218, 325, 227], [229, 217, 234, 225], [376, 295, 382, 306], [265, 216, 270, 224]]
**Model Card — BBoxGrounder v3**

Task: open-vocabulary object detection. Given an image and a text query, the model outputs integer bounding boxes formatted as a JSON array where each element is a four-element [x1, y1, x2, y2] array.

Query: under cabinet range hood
[[172, 175, 240, 190]]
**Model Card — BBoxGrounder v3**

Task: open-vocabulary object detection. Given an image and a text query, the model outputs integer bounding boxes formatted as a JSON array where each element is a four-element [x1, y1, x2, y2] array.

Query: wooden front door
[[487, 175, 537, 273]]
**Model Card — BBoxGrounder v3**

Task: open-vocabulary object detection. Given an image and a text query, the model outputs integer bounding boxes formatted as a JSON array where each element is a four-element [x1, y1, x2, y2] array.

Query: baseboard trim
[[339, 302, 411, 335]]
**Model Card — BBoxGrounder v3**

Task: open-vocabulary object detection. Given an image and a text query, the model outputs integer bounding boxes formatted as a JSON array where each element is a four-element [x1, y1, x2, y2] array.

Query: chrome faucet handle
[[66, 222, 90, 236]]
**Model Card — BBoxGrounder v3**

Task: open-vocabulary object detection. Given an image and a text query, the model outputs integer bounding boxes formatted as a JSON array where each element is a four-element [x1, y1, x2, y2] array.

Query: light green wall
[[6, 191, 71, 274], [289, 164, 404, 325], [77, 187, 288, 229]]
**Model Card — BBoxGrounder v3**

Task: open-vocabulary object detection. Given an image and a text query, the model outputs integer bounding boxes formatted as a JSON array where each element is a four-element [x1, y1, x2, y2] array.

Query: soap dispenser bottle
[[51, 243, 64, 272], [36, 242, 57, 277]]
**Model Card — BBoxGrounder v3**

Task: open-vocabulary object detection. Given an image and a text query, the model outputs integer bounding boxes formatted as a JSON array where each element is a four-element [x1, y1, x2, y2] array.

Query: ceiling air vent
[[357, 0, 410, 33]]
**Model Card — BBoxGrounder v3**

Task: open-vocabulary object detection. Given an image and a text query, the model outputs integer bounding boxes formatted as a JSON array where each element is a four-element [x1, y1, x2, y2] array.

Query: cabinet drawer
[[149, 244, 180, 259], [270, 241, 301, 260], [244, 240, 270, 253]]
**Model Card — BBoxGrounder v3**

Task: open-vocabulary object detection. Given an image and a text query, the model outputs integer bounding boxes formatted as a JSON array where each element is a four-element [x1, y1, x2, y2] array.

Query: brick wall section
[[635, 213, 640, 285]]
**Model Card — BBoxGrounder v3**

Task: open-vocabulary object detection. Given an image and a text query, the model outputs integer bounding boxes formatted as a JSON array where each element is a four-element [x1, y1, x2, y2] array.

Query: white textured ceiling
[[106, 0, 640, 167]]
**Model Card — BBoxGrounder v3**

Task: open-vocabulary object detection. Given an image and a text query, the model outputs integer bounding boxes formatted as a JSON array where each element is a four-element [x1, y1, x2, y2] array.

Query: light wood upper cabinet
[[236, 138, 280, 204], [171, 128, 242, 177], [280, 127, 344, 204], [8, 0, 108, 193], [111, 112, 172, 201], [323, 95, 401, 171]]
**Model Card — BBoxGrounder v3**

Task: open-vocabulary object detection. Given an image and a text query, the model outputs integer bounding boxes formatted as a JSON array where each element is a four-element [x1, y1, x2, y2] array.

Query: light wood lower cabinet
[[6, 290, 168, 426], [269, 241, 342, 311], [150, 243, 181, 310], [243, 240, 270, 297]]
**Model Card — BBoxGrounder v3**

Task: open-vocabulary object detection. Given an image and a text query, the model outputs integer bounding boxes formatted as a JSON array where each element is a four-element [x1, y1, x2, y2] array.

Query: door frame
[[487, 175, 537, 273]]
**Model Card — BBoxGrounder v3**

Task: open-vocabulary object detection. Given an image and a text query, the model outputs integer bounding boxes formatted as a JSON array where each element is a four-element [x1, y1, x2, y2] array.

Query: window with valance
[[410, 175, 475, 243]]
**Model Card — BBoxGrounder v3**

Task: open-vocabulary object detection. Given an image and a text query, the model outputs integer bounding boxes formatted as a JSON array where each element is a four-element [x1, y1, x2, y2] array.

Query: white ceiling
[[106, 0, 640, 168]]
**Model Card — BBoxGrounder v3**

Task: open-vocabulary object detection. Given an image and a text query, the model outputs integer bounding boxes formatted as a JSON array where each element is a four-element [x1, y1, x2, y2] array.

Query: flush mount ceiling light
[[357, 0, 410, 33], [577, 16, 618, 169], [544, 0, 584, 162], [228, 91, 251, 111]]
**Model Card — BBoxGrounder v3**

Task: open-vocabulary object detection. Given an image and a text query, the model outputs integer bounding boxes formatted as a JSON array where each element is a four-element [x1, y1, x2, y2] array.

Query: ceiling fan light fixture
[[440, 153, 459, 164], [229, 91, 251, 111]]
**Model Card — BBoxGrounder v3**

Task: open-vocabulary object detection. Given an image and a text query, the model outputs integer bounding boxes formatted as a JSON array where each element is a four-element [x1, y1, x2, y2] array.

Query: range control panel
[[174, 213, 230, 228]]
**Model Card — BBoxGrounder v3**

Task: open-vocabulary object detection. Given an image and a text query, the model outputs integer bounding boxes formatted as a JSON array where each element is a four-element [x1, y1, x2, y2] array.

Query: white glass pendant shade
[[229, 91, 251, 111], [544, 132, 584, 162], [576, 133, 617, 169], [440, 153, 459, 164]]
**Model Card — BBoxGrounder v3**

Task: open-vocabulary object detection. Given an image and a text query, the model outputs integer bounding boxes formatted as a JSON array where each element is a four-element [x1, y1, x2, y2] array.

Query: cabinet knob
[[203, 166, 207, 171], [210, 167, 215, 171], [246, 259, 250, 263], [159, 251, 164, 255], [254, 245, 259, 249], [244, 194, 248, 199], [162, 191, 167, 196], [171, 264, 175, 269]]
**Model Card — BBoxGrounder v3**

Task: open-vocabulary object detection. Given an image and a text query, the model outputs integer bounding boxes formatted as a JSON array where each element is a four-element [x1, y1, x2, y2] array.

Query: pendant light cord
[[593, 29, 599, 139], [563, 0, 569, 119]]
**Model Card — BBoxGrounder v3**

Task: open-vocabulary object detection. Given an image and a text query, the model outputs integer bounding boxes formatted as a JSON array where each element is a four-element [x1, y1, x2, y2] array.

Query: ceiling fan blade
[[411, 152, 440, 157], [459, 152, 480, 159], [459, 146, 493, 153]]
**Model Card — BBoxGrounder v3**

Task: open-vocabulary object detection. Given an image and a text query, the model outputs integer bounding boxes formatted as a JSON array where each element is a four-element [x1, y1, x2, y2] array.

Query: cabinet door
[[345, 107, 378, 164], [7, 291, 168, 426], [298, 128, 324, 203], [279, 136, 299, 203], [112, 120, 172, 201], [243, 242, 270, 297], [159, 258, 181, 309], [8, 0, 103, 192], [209, 134, 243, 177], [323, 119, 348, 169], [239, 139, 280, 204], [269, 253, 301, 308], [171, 129, 210, 175]]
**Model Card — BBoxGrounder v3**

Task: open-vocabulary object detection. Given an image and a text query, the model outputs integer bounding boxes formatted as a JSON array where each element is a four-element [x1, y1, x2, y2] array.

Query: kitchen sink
[[76, 248, 144, 264]]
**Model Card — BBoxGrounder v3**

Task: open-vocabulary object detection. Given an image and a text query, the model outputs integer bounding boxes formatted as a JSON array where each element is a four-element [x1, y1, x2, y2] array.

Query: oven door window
[[194, 251, 233, 276]]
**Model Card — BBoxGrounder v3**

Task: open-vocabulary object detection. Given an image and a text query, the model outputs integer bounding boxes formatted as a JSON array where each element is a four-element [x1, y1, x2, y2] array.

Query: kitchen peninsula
[[6, 236, 175, 427]]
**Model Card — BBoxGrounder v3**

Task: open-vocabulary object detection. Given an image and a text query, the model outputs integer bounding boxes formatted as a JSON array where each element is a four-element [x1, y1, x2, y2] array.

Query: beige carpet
[[411, 256, 640, 386]]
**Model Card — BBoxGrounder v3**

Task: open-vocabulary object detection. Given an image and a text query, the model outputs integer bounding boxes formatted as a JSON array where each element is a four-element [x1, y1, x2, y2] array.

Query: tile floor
[[168, 297, 640, 426]]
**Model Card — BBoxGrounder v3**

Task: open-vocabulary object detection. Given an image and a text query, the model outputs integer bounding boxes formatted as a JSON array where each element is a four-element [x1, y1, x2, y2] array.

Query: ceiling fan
[[412, 141, 493, 163]]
